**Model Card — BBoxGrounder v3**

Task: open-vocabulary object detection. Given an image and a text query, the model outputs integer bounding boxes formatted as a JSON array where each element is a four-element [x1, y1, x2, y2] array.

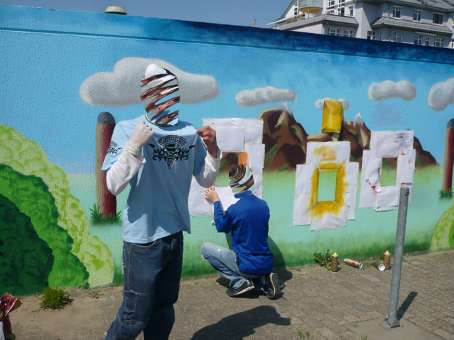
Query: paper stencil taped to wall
[[188, 118, 265, 217], [293, 141, 358, 230], [359, 130, 416, 211]]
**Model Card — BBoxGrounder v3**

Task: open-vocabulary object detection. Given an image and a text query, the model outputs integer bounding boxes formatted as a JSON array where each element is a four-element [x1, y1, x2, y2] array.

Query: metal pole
[[384, 184, 410, 328]]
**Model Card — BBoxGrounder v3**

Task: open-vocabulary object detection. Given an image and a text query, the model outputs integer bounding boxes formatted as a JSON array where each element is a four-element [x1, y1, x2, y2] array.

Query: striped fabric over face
[[229, 164, 254, 192], [141, 64, 180, 126]]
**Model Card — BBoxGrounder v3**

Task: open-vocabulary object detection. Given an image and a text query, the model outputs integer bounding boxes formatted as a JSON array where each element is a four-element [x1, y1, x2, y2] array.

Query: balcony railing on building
[[298, 0, 323, 13]]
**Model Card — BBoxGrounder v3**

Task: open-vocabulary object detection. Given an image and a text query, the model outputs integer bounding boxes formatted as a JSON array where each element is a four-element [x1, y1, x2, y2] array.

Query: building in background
[[270, 0, 454, 48]]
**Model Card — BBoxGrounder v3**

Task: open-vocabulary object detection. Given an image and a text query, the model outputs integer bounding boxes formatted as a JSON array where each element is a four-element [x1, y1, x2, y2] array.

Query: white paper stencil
[[293, 142, 358, 230], [360, 130, 416, 211], [189, 118, 265, 217]]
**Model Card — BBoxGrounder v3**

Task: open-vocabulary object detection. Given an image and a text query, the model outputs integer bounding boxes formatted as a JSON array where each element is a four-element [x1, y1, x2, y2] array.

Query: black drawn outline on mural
[[149, 135, 195, 169]]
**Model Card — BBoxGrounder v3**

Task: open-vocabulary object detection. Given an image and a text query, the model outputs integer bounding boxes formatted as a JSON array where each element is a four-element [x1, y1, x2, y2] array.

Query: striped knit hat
[[140, 64, 180, 126], [229, 164, 254, 192]]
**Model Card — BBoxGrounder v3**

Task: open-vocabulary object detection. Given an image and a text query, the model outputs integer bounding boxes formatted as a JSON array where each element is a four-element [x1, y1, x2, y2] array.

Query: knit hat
[[141, 63, 180, 126], [229, 164, 254, 192]]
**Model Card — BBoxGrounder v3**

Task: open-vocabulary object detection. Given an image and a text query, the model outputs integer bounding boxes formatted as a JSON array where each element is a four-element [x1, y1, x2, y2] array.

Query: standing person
[[103, 63, 220, 340], [201, 164, 280, 299]]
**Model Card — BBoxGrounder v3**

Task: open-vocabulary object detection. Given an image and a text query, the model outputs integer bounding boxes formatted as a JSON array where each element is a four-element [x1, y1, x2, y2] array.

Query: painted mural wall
[[1, 5, 454, 294]]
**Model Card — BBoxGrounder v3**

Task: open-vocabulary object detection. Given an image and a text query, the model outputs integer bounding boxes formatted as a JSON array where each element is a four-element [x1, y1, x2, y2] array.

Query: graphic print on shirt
[[106, 141, 121, 156], [150, 135, 194, 169]]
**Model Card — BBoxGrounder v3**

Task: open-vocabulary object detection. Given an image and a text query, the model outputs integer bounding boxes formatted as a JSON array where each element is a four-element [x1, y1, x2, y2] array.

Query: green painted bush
[[0, 164, 88, 291], [0, 194, 53, 295]]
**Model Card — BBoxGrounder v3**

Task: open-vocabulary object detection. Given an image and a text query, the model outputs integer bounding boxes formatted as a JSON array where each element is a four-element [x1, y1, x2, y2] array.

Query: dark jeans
[[106, 232, 183, 340]]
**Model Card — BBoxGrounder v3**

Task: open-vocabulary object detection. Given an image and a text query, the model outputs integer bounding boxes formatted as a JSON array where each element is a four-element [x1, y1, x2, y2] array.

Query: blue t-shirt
[[102, 116, 207, 243]]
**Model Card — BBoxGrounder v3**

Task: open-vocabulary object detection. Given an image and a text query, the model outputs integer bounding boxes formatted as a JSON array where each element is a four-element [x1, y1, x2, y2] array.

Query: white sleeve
[[195, 150, 221, 188], [106, 151, 144, 195]]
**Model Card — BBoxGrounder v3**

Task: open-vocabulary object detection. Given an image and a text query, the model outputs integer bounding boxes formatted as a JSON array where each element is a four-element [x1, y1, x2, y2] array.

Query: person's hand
[[204, 186, 220, 203], [197, 126, 219, 158], [124, 121, 154, 156]]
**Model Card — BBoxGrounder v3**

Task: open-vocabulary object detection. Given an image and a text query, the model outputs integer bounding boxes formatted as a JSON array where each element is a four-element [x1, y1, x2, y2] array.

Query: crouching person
[[201, 164, 280, 299]]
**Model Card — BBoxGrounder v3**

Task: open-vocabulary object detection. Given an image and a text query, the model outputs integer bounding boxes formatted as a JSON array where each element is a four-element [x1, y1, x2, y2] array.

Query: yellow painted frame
[[309, 162, 346, 218]]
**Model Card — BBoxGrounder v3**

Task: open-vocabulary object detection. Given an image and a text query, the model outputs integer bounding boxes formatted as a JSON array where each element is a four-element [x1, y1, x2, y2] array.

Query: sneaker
[[263, 272, 280, 300], [227, 280, 255, 297]]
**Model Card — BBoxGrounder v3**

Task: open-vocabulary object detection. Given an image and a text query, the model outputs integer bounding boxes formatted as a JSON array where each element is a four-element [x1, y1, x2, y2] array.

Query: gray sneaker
[[227, 280, 255, 297], [263, 272, 280, 299]]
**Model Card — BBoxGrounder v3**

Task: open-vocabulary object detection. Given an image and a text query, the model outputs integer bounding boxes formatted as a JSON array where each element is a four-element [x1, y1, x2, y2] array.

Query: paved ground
[[10, 250, 454, 339]]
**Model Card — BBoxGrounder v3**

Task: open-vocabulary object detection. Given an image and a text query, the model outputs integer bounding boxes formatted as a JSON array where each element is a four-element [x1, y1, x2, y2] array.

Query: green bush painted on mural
[[0, 124, 114, 287], [431, 203, 454, 250], [0, 164, 88, 289], [0, 194, 54, 295]]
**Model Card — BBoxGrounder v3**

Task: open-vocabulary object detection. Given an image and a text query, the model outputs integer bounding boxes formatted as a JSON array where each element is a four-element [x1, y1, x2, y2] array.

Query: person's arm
[[194, 126, 220, 188], [106, 152, 143, 195], [194, 148, 221, 188], [102, 121, 154, 196], [204, 187, 232, 233]]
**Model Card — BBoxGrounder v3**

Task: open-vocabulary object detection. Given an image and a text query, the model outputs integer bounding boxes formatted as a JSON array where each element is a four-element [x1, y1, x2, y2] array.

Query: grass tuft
[[90, 204, 121, 225], [439, 190, 453, 199], [40, 287, 72, 310]]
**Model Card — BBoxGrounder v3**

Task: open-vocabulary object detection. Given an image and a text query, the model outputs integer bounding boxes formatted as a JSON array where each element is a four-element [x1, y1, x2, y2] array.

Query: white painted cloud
[[428, 78, 454, 111], [314, 97, 349, 111], [80, 57, 218, 106], [235, 86, 296, 106], [368, 80, 416, 101]]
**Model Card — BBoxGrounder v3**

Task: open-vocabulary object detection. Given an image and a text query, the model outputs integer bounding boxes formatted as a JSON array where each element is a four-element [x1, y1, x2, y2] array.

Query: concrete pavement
[[11, 250, 454, 339]]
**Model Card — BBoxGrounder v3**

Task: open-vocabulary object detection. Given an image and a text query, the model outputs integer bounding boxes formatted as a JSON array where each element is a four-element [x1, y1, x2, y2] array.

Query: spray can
[[343, 258, 364, 270], [384, 250, 391, 270], [330, 252, 340, 272]]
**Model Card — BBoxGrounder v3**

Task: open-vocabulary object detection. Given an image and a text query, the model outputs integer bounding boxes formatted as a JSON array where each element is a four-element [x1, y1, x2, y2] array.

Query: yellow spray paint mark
[[309, 162, 346, 218], [313, 145, 337, 161]]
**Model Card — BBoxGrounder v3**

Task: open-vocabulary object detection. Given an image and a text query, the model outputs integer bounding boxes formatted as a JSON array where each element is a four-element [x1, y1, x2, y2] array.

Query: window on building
[[434, 37, 443, 47], [433, 13, 443, 24], [328, 0, 335, 8], [414, 34, 423, 45], [413, 10, 421, 21], [347, 30, 354, 37], [394, 31, 402, 42], [367, 31, 379, 40], [392, 7, 401, 18], [328, 27, 337, 35], [425, 37, 431, 46], [349, 6, 354, 16], [339, 7, 345, 16], [327, 9, 335, 14]]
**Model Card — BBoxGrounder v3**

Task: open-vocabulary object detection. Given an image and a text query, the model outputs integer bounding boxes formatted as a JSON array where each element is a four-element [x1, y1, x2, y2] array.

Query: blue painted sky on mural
[[1, 5, 454, 173], [0, 0, 290, 27]]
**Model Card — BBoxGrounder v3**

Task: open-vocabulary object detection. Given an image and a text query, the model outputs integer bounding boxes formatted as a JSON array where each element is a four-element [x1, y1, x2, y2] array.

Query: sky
[[0, 0, 291, 27]]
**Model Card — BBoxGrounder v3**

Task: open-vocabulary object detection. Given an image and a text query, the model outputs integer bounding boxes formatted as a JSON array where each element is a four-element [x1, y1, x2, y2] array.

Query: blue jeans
[[106, 232, 183, 340], [201, 242, 258, 290]]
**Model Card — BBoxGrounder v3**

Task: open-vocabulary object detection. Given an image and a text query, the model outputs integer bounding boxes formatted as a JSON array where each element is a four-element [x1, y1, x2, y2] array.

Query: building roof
[[362, 0, 454, 12], [275, 14, 359, 30], [372, 16, 453, 34], [275, 0, 298, 21]]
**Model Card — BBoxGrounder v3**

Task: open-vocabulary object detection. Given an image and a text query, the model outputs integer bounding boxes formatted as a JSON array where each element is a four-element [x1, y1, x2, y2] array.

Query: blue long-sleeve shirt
[[213, 190, 273, 276]]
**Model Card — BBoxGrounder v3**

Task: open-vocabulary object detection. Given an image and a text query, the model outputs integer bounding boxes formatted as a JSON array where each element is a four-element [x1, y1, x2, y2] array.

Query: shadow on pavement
[[397, 291, 418, 320], [190, 305, 291, 340], [268, 237, 293, 284]]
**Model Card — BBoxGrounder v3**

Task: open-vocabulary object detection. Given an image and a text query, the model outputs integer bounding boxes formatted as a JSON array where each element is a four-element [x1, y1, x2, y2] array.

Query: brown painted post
[[442, 119, 454, 194], [96, 112, 116, 217]]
